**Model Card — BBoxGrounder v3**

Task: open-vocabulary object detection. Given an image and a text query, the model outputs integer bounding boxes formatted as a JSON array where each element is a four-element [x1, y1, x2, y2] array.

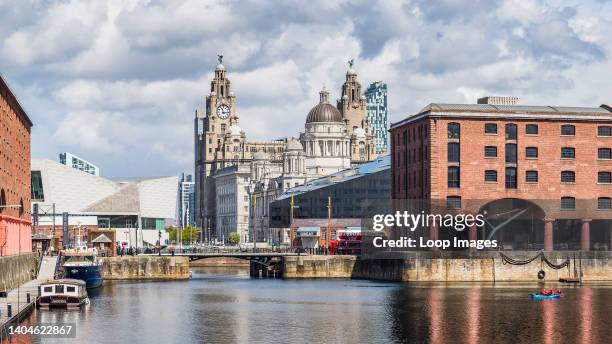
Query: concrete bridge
[[145, 251, 303, 262], [142, 251, 306, 277]]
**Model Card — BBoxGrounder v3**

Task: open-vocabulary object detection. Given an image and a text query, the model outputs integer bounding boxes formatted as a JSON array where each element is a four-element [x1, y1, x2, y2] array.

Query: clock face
[[217, 105, 230, 119]]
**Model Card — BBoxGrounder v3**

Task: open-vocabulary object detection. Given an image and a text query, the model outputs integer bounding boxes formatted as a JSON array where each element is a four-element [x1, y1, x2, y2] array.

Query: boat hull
[[64, 266, 103, 289], [530, 293, 561, 300]]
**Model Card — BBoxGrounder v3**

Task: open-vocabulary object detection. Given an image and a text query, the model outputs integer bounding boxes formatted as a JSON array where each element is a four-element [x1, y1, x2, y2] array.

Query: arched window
[[561, 197, 575, 210], [447, 142, 460, 162], [448, 123, 460, 139], [505, 123, 517, 140], [0, 189, 5, 213], [561, 124, 575, 136], [561, 171, 575, 183], [598, 197, 612, 210]]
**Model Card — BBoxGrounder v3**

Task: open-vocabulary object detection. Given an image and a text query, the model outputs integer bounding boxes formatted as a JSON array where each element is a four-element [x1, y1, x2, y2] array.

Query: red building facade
[[390, 100, 612, 251], [0, 74, 33, 256]]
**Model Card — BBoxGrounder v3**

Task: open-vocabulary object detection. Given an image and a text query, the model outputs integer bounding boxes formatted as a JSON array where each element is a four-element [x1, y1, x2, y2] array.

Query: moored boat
[[61, 245, 103, 289], [38, 279, 88, 309]]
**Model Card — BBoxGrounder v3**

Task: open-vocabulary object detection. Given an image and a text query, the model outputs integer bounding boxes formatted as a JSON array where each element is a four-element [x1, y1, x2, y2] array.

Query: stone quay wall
[[0, 253, 38, 292], [283, 251, 612, 282], [99, 256, 190, 280]]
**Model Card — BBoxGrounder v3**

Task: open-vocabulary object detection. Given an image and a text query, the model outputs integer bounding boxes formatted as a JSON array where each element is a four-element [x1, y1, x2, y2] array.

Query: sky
[[1, 0, 611, 178]]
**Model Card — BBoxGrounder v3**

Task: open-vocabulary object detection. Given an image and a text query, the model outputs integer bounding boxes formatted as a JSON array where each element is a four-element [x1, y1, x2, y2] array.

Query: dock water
[[0, 255, 58, 339]]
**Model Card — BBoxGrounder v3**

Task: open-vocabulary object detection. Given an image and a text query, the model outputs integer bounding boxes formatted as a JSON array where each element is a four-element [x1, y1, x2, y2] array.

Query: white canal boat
[[38, 279, 89, 309]]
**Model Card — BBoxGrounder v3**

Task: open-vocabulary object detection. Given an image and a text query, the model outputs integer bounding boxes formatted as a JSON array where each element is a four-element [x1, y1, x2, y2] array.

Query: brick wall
[[0, 75, 33, 255]]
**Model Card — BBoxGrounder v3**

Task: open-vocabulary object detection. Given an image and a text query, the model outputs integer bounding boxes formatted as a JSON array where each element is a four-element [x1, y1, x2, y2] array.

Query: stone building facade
[[390, 97, 612, 251], [0, 74, 33, 256], [195, 58, 378, 242]]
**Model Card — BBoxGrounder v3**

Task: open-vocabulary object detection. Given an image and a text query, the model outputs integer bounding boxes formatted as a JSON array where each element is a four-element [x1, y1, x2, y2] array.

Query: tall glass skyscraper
[[364, 81, 388, 154]]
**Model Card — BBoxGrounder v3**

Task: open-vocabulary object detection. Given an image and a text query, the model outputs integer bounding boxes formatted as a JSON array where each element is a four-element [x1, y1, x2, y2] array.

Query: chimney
[[477, 96, 519, 106]]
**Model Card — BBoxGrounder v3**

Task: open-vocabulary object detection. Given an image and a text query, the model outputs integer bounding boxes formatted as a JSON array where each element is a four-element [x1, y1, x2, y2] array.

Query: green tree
[[228, 232, 240, 245], [167, 226, 201, 244]]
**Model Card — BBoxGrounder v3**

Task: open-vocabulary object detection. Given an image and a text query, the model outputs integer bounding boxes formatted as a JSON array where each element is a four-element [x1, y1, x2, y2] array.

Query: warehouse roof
[[392, 103, 612, 129]]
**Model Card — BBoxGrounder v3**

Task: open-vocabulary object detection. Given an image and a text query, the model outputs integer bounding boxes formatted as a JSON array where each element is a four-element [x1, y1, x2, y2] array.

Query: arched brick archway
[[479, 198, 546, 250]]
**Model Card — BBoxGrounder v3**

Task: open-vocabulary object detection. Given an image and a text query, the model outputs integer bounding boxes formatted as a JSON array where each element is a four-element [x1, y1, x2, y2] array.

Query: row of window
[[448, 167, 612, 188], [446, 196, 612, 210], [448, 122, 612, 139], [448, 143, 612, 161]]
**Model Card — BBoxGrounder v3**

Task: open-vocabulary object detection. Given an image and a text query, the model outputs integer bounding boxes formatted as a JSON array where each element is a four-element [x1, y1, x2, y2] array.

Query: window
[[561, 197, 576, 210], [484, 123, 497, 134], [484, 146, 497, 158], [526, 147, 538, 159], [446, 196, 462, 210], [447, 142, 460, 162], [31, 171, 45, 201], [525, 170, 538, 183], [448, 166, 460, 188], [561, 124, 575, 136], [561, 147, 575, 159], [505, 123, 517, 140], [484, 170, 497, 182], [448, 123, 460, 139], [505, 167, 517, 189], [526, 124, 539, 135], [598, 197, 612, 210], [67, 286, 76, 293], [598, 148, 612, 160], [505, 143, 517, 163], [561, 171, 575, 183], [598, 171, 612, 184], [43, 286, 52, 293], [598, 126, 612, 137], [55, 285, 64, 294]]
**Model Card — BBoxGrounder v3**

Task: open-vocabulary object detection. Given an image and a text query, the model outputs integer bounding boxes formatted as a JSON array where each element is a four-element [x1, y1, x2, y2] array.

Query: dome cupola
[[306, 85, 343, 123]]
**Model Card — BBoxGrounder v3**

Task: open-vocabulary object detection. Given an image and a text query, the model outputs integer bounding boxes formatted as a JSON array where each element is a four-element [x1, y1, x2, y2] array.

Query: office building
[[364, 81, 388, 154]]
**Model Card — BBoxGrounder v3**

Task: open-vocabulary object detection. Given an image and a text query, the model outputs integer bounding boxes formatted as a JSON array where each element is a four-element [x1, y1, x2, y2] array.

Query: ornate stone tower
[[336, 59, 378, 163], [195, 55, 239, 231]]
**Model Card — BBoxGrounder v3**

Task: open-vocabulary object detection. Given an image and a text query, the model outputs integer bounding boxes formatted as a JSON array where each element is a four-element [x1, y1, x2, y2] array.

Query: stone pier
[[282, 251, 612, 282], [0, 253, 38, 293], [99, 256, 190, 280]]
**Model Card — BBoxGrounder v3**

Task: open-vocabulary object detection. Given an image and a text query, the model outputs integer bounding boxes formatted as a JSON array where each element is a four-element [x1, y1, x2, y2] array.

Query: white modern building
[[31, 158, 177, 249], [59, 152, 100, 176]]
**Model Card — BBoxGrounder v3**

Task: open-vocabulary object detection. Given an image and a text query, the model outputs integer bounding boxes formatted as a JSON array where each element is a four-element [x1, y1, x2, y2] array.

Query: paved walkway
[[0, 256, 58, 335]]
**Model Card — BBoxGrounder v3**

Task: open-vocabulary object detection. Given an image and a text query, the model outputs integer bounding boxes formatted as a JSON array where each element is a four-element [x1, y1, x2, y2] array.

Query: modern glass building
[[364, 81, 388, 154], [178, 173, 195, 228], [269, 155, 390, 228]]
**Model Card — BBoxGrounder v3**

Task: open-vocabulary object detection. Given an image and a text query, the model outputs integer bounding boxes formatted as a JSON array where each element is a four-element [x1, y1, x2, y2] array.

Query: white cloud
[[1, 0, 611, 177]]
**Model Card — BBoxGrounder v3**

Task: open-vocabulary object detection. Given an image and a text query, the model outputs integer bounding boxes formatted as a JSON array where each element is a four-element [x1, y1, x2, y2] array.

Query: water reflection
[[11, 269, 612, 344]]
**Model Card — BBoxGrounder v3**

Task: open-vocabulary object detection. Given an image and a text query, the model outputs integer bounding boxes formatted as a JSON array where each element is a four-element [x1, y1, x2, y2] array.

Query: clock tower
[[195, 55, 240, 231]]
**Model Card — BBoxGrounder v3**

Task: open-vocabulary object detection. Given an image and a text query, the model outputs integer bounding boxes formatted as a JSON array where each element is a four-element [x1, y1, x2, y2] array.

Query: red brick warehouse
[[390, 96, 612, 251], [0, 73, 33, 256]]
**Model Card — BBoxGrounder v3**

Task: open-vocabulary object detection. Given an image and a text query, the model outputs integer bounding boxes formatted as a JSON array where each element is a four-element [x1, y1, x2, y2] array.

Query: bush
[[228, 232, 240, 245]]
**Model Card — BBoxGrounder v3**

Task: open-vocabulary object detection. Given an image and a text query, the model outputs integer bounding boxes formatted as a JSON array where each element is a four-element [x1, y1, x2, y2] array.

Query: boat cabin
[[38, 279, 88, 308]]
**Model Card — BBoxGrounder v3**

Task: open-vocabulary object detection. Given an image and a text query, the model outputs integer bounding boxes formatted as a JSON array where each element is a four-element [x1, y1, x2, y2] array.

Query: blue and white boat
[[62, 243, 103, 289]]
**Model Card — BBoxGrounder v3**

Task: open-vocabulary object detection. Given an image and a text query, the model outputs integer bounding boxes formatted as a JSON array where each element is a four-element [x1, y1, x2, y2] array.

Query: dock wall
[[99, 256, 190, 280], [0, 253, 38, 292], [282, 251, 612, 282]]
